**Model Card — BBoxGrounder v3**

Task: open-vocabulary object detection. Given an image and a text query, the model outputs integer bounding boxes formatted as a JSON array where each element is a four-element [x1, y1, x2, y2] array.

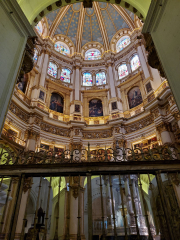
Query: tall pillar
[[92, 72, 96, 85], [107, 63, 116, 98], [69, 176, 85, 239], [39, 50, 50, 87], [15, 178, 32, 240], [74, 66, 80, 101], [156, 123, 172, 145], [126, 60, 131, 75], [137, 43, 150, 79], [57, 67, 61, 80], [124, 176, 136, 234]]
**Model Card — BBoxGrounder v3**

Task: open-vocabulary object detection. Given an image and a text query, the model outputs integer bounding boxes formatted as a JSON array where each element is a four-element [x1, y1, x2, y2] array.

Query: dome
[[36, 2, 139, 53]]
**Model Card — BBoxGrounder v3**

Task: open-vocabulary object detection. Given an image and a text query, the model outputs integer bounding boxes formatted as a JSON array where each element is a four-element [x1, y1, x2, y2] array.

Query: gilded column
[[74, 66, 81, 101], [107, 63, 116, 98], [137, 42, 150, 80]]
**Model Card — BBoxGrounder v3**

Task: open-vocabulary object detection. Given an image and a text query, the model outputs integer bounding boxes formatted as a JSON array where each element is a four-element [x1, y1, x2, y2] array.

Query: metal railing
[[0, 143, 180, 166]]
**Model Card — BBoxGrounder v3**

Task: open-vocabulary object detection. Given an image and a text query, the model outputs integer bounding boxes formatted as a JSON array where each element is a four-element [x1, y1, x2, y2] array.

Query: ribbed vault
[[37, 2, 137, 52], [17, 0, 151, 26]]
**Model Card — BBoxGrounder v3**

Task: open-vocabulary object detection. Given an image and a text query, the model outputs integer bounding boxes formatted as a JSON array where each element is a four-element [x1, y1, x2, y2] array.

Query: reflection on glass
[[83, 72, 93, 86], [54, 43, 70, 56], [116, 36, 130, 52], [131, 55, 141, 72], [85, 50, 101, 60], [60, 69, 70, 83], [48, 62, 57, 78], [96, 72, 106, 85], [33, 49, 38, 62], [118, 64, 128, 79]]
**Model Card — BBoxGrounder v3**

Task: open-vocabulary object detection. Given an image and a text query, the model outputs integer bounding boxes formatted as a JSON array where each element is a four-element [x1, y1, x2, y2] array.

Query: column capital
[[23, 177, 33, 193], [156, 122, 170, 134]]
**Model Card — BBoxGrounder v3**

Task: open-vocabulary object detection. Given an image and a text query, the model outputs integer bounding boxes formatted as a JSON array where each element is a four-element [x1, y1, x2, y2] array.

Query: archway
[[17, 0, 151, 25]]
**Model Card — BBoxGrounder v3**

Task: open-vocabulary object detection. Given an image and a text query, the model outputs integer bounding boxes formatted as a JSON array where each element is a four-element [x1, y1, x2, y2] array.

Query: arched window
[[118, 64, 128, 79], [89, 99, 103, 117], [128, 86, 143, 109], [83, 72, 93, 86], [33, 49, 38, 62], [60, 69, 70, 83], [96, 72, 106, 85], [50, 93, 64, 113], [85, 49, 101, 60], [54, 42, 70, 56], [116, 36, 130, 52], [35, 21, 42, 35], [131, 55, 141, 72], [47, 62, 57, 78]]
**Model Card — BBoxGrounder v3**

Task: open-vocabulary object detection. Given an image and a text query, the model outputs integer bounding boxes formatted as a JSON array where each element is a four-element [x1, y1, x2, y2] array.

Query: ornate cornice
[[124, 114, 154, 134]]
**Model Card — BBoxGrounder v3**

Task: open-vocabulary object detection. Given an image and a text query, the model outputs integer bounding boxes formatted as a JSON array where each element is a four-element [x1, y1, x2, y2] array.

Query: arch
[[89, 99, 103, 117], [17, 1, 149, 26], [54, 41, 70, 56], [130, 54, 141, 72], [127, 86, 143, 109], [49, 92, 64, 113], [47, 62, 58, 78], [116, 35, 131, 52]]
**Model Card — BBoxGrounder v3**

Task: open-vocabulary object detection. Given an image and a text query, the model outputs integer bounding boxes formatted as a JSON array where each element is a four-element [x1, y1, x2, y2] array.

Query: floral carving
[[82, 129, 112, 139], [124, 115, 154, 134], [40, 123, 70, 137], [9, 102, 29, 123]]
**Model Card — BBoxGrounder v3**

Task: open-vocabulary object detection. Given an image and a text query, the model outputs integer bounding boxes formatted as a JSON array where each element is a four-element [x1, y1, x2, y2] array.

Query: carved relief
[[40, 123, 70, 137], [156, 122, 170, 134], [23, 177, 33, 193], [151, 107, 160, 119], [124, 115, 154, 134], [9, 102, 29, 123], [82, 129, 112, 139]]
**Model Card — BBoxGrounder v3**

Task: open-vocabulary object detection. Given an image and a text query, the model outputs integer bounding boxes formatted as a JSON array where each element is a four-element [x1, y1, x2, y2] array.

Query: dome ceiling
[[44, 2, 135, 49]]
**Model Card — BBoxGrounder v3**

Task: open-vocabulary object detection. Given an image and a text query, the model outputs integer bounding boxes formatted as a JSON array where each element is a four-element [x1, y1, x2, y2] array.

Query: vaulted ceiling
[[43, 2, 136, 50], [17, 0, 151, 26]]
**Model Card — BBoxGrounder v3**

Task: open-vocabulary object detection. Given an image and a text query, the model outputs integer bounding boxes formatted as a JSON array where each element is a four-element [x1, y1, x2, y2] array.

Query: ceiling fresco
[[45, 2, 134, 48]]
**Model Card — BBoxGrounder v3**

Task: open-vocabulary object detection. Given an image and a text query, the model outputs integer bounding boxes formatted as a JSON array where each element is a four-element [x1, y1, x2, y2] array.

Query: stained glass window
[[35, 22, 42, 35], [33, 49, 38, 62], [83, 72, 93, 86], [85, 50, 101, 60], [118, 64, 128, 79], [60, 69, 70, 83], [131, 55, 141, 72], [47, 62, 57, 78], [54, 42, 70, 56], [96, 72, 106, 85], [116, 36, 130, 52]]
